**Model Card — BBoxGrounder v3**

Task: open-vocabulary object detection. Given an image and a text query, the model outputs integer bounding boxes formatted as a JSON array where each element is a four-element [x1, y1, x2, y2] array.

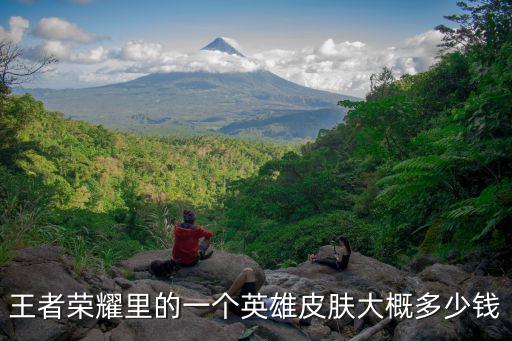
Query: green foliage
[[224, 211, 371, 268], [1, 1, 511, 272], [0, 94, 285, 268], [222, 1, 512, 267]]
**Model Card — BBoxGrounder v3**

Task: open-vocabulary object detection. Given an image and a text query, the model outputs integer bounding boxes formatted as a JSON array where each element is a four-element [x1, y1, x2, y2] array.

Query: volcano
[[201, 37, 245, 57], [18, 38, 358, 140]]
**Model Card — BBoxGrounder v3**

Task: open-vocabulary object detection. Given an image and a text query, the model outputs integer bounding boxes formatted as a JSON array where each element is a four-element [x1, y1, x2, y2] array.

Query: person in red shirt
[[172, 210, 213, 266]]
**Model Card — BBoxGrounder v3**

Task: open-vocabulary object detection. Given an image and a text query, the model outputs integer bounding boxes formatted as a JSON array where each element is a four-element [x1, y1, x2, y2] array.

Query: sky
[[1, 0, 461, 97]]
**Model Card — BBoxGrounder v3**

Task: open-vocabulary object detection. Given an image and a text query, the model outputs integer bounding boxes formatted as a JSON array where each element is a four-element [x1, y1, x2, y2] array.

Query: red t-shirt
[[172, 224, 213, 265]]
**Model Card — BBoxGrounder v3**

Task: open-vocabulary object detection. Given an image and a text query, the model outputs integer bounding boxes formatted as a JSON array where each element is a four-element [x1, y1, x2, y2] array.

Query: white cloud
[[28, 30, 443, 96], [113, 41, 164, 62], [28, 41, 108, 64], [252, 30, 443, 96], [219, 36, 244, 53], [0, 16, 30, 43], [108, 40, 259, 74], [33, 17, 104, 43]]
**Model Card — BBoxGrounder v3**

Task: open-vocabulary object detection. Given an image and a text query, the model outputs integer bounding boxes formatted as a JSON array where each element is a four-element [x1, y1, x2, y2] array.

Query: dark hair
[[338, 235, 351, 254], [183, 210, 196, 223]]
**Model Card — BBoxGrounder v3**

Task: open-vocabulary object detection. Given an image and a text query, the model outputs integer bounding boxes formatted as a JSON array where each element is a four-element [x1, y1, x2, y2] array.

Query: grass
[[0, 243, 12, 266]]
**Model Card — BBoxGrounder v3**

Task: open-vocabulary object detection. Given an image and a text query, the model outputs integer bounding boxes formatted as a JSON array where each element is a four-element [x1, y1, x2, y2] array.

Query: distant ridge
[[17, 38, 359, 140], [201, 37, 244, 57]]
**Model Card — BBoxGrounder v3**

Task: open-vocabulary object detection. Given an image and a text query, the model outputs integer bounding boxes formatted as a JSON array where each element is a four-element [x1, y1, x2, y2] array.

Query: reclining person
[[308, 235, 351, 271], [179, 267, 310, 329]]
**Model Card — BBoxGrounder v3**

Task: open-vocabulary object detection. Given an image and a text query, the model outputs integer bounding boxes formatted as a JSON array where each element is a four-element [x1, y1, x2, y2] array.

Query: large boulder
[[419, 264, 470, 288], [0, 245, 97, 341], [284, 247, 409, 294], [459, 275, 512, 340], [221, 315, 311, 341], [0, 246, 88, 298], [405, 254, 442, 273], [110, 309, 246, 341], [263, 247, 409, 339], [119, 248, 266, 294], [393, 316, 458, 341]]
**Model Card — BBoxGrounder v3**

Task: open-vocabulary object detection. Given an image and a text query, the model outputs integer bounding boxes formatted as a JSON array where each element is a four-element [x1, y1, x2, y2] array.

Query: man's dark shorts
[[229, 282, 257, 317]]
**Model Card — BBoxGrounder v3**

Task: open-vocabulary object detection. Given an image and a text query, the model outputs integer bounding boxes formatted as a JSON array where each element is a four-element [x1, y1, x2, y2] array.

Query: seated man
[[180, 268, 310, 329], [172, 210, 213, 266]]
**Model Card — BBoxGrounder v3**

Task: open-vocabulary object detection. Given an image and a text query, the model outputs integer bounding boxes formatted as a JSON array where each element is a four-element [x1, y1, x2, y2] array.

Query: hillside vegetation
[[221, 1, 512, 269], [0, 95, 286, 270], [19, 70, 353, 140], [1, 0, 511, 275]]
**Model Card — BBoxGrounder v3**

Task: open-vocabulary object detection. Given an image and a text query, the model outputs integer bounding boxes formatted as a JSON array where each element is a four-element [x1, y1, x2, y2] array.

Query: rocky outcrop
[[0, 244, 511, 341], [0, 246, 101, 341], [119, 248, 266, 294], [283, 247, 409, 293], [460, 276, 512, 340], [0, 245, 270, 341], [110, 310, 246, 341], [419, 263, 471, 288]]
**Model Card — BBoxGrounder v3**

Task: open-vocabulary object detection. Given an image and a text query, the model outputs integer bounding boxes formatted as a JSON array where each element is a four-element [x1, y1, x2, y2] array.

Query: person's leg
[[226, 267, 256, 296], [314, 257, 340, 270], [199, 239, 213, 260]]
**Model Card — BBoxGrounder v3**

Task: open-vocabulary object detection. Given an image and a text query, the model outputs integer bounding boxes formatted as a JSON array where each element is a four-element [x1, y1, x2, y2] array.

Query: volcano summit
[[18, 38, 356, 140]]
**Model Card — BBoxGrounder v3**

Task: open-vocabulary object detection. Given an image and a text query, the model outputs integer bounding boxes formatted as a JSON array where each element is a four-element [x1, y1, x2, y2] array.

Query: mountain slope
[[18, 38, 358, 140], [21, 70, 355, 139]]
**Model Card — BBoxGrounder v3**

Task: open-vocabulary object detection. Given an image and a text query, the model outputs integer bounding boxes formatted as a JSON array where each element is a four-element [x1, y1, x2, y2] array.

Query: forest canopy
[[220, 0, 512, 269], [0, 94, 286, 270], [0, 0, 510, 275]]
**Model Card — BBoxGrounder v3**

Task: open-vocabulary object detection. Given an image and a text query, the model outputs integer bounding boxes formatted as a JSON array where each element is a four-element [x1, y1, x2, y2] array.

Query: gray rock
[[460, 276, 512, 340], [306, 321, 332, 340], [110, 310, 245, 341], [419, 264, 470, 288], [393, 316, 458, 341], [0, 251, 88, 299], [120, 248, 266, 292], [83, 273, 119, 293], [13, 317, 74, 341], [0, 300, 14, 339], [405, 254, 442, 273], [113, 277, 133, 290], [79, 328, 108, 341], [221, 316, 311, 341], [0, 246, 94, 341], [284, 249, 408, 294], [11, 245, 69, 264]]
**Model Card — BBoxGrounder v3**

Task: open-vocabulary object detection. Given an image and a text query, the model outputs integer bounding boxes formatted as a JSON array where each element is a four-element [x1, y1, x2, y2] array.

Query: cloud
[[100, 31, 442, 96], [252, 30, 443, 95], [29, 30, 443, 96], [0, 16, 30, 43], [108, 40, 259, 74], [27, 41, 108, 64], [32, 17, 105, 43], [112, 41, 164, 62]]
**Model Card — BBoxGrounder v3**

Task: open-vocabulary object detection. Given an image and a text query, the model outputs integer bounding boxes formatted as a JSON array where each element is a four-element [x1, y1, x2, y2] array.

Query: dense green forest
[[0, 95, 286, 271], [221, 1, 512, 269], [1, 1, 511, 274]]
